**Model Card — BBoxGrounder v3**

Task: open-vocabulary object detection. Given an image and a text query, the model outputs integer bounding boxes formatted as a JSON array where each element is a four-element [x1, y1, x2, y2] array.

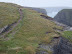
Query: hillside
[[54, 9, 72, 26], [0, 2, 63, 54], [0, 2, 72, 54]]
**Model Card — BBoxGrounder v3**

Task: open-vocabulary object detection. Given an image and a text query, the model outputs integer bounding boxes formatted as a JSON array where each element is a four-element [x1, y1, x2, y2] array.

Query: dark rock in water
[[54, 9, 72, 26]]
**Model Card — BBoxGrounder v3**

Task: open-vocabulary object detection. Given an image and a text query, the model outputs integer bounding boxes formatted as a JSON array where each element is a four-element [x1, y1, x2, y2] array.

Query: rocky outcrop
[[40, 14, 53, 20], [53, 37, 72, 54], [36, 36, 72, 54], [31, 8, 47, 15], [24, 7, 47, 15], [0, 21, 17, 35], [36, 36, 60, 54], [54, 9, 72, 26], [0, 25, 8, 34]]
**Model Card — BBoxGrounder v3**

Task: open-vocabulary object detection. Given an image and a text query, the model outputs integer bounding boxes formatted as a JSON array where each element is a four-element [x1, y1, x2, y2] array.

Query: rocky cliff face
[[31, 8, 47, 15], [36, 36, 72, 54], [54, 9, 72, 26], [53, 37, 72, 54], [24, 7, 47, 15]]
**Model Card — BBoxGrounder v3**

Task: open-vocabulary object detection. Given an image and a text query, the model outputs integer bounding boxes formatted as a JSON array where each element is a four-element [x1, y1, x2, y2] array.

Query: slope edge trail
[[0, 8, 24, 39]]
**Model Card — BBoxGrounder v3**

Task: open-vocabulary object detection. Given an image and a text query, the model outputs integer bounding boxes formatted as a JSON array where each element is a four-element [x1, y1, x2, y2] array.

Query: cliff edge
[[54, 9, 72, 26]]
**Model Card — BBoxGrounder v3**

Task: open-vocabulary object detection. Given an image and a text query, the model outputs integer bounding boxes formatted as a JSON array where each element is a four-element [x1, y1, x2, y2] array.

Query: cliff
[[24, 7, 47, 15], [53, 37, 72, 54], [36, 36, 72, 54], [54, 9, 72, 26]]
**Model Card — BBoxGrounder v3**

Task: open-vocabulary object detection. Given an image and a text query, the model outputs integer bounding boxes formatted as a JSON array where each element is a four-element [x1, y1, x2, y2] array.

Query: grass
[[63, 31, 72, 42], [0, 3, 62, 54], [0, 2, 20, 28]]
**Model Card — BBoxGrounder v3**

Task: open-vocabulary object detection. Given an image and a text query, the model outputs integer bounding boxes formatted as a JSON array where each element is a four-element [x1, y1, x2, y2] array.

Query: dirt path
[[0, 8, 24, 39]]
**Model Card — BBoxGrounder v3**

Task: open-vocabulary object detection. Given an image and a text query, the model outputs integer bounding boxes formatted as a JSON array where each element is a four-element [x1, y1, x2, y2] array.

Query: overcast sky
[[0, 0, 72, 7]]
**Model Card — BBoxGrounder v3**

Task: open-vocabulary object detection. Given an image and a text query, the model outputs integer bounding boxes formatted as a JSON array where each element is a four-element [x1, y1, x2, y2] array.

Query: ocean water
[[44, 7, 72, 18], [47, 12, 58, 18], [43, 7, 72, 18]]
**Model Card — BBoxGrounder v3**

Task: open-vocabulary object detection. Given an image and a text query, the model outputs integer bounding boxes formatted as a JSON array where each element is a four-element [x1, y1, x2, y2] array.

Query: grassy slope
[[0, 3, 62, 54], [0, 2, 20, 28], [63, 31, 72, 42]]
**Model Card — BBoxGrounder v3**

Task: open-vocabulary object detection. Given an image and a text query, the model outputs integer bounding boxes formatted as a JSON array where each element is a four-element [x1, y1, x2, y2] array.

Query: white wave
[[47, 12, 58, 18]]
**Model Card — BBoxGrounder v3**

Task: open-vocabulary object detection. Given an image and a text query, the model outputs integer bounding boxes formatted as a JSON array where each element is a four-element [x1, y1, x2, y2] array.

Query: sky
[[0, 0, 72, 7]]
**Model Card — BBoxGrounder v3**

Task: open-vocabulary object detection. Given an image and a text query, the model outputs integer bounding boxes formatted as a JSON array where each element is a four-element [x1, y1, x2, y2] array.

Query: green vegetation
[[0, 3, 62, 54], [63, 31, 72, 42], [0, 2, 20, 28]]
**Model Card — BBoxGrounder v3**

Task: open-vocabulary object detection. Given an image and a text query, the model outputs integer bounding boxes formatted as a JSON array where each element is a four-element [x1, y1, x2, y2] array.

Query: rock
[[36, 36, 60, 54], [54, 9, 72, 26], [36, 36, 72, 54], [24, 7, 47, 15], [40, 14, 53, 20], [53, 37, 72, 54], [0, 25, 8, 34], [31, 8, 47, 15]]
